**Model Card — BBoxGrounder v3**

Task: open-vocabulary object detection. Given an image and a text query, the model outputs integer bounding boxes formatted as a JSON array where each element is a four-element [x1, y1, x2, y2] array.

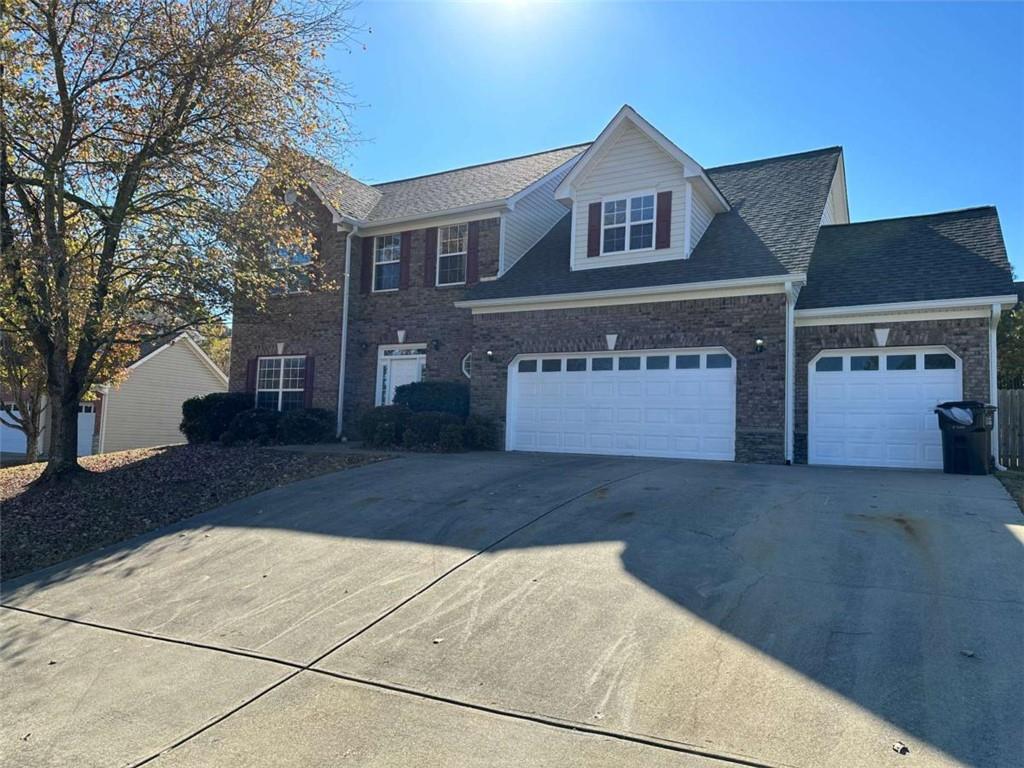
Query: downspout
[[990, 303, 1005, 470], [784, 281, 799, 464], [336, 226, 358, 438]]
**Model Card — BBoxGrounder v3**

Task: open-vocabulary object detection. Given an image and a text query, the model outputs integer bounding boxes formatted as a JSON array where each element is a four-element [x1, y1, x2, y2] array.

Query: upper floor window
[[256, 355, 306, 411], [437, 223, 467, 286], [374, 234, 401, 292], [270, 245, 313, 295], [602, 193, 655, 255]]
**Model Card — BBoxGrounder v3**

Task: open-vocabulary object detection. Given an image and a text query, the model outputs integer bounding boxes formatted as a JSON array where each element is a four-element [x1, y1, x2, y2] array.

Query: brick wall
[[229, 200, 344, 412], [342, 217, 499, 431], [794, 317, 990, 462], [471, 293, 789, 463], [230, 199, 501, 432]]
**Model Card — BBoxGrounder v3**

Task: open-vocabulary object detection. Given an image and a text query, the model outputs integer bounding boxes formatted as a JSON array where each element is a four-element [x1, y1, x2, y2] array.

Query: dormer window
[[602, 193, 655, 255]]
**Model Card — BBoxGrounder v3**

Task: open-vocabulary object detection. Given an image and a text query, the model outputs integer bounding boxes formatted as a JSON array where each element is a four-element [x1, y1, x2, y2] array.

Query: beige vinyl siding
[[820, 165, 849, 226], [502, 163, 574, 273], [101, 341, 227, 453], [571, 122, 687, 267], [691, 185, 715, 248]]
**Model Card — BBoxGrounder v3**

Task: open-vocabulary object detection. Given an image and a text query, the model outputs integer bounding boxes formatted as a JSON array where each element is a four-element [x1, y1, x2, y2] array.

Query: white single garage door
[[0, 404, 95, 457], [506, 348, 736, 460], [809, 347, 962, 469]]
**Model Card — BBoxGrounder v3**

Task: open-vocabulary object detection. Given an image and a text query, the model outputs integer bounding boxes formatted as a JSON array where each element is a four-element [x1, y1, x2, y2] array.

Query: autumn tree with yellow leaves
[[1, 0, 355, 479]]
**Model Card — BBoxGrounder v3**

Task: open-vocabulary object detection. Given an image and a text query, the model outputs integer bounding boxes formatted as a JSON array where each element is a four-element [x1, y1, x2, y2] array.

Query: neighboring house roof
[[128, 333, 228, 385], [311, 144, 591, 225], [465, 147, 841, 301], [797, 207, 1014, 310]]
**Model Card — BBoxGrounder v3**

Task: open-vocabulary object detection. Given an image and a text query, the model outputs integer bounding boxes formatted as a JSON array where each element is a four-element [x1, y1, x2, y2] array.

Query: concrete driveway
[[2, 452, 1022, 768]]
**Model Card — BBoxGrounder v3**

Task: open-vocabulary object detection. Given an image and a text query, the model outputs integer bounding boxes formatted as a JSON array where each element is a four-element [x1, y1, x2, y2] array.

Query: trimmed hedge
[[356, 405, 499, 452], [393, 381, 469, 418], [358, 405, 411, 448], [220, 408, 281, 446], [180, 392, 251, 444], [402, 411, 462, 451], [464, 414, 500, 451], [279, 408, 335, 444]]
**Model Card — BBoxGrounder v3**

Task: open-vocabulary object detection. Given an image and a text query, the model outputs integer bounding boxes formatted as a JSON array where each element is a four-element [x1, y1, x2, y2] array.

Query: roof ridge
[[707, 145, 843, 172], [822, 205, 997, 228], [371, 142, 592, 188]]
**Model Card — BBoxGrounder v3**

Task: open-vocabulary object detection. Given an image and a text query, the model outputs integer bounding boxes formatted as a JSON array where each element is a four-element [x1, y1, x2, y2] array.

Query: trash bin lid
[[938, 406, 974, 425]]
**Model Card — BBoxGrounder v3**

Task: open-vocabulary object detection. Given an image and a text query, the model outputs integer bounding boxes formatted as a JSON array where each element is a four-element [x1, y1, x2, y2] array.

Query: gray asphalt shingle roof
[[367, 144, 589, 222], [466, 147, 842, 301], [796, 207, 1013, 309], [311, 144, 590, 224]]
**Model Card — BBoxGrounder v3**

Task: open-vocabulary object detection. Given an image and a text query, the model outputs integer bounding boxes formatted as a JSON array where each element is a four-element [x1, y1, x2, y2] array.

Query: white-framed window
[[461, 352, 472, 379], [437, 223, 467, 286], [602, 192, 655, 255], [270, 245, 313, 295], [256, 355, 306, 411], [373, 234, 401, 292]]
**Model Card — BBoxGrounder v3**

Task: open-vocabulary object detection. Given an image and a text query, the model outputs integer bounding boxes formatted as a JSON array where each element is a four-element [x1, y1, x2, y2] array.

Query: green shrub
[[278, 408, 335, 444], [464, 414, 500, 450], [439, 423, 466, 453], [220, 408, 281, 446], [180, 392, 251, 444], [393, 381, 469, 418], [402, 411, 461, 451], [358, 405, 411, 448]]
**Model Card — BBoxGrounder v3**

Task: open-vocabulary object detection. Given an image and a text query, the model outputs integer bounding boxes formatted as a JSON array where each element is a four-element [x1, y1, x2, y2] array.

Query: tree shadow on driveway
[[4, 452, 1023, 767]]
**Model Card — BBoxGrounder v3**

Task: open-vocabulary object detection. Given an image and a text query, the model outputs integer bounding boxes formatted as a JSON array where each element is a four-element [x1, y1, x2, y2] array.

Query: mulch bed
[[0, 444, 389, 580]]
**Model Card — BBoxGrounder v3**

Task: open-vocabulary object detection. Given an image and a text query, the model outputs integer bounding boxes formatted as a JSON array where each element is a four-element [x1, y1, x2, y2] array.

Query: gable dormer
[[555, 106, 729, 271]]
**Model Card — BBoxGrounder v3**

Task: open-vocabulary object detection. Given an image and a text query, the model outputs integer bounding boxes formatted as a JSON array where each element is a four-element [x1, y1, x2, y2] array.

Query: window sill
[[435, 281, 466, 289], [371, 288, 400, 294], [572, 249, 683, 272]]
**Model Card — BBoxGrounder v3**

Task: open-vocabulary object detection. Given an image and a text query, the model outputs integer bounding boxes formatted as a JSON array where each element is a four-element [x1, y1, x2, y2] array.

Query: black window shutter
[[399, 230, 412, 289], [586, 203, 601, 257], [656, 191, 672, 249], [423, 228, 437, 286], [360, 237, 373, 294], [304, 356, 315, 408], [466, 221, 480, 284], [245, 359, 257, 393]]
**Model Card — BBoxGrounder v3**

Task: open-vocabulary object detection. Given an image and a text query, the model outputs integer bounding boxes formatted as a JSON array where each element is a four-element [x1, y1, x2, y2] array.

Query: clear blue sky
[[330, 1, 1024, 273]]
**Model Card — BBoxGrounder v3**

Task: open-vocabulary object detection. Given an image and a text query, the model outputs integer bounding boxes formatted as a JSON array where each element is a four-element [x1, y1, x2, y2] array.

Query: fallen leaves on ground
[[995, 470, 1024, 516], [0, 445, 389, 580]]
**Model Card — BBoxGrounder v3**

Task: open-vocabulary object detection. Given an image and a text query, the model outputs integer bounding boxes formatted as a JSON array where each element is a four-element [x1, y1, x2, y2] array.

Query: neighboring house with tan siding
[[96, 333, 227, 454]]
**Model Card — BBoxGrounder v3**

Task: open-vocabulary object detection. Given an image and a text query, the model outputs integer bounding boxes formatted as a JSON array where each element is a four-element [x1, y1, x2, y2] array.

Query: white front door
[[506, 348, 736, 460], [377, 345, 426, 405], [808, 347, 962, 469]]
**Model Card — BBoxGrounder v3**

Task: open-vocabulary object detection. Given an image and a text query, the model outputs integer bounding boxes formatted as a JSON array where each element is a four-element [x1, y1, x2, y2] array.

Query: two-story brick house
[[230, 105, 1015, 470]]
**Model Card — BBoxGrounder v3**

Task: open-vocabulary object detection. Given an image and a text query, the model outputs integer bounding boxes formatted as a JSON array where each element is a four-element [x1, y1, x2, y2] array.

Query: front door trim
[[375, 343, 427, 406]]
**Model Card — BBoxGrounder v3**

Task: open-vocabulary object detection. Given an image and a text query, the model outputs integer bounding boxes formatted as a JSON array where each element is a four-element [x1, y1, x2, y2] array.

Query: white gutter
[[336, 227, 357, 438], [455, 273, 807, 310], [990, 303, 1005, 470], [795, 294, 1020, 319], [784, 281, 799, 464]]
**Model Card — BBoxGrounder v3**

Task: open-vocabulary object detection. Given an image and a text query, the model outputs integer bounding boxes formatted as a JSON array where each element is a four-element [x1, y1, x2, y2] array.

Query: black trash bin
[[934, 400, 996, 475]]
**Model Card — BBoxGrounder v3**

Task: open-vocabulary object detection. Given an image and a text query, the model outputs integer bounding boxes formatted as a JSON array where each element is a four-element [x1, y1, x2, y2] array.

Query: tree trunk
[[24, 425, 39, 463], [40, 377, 82, 480]]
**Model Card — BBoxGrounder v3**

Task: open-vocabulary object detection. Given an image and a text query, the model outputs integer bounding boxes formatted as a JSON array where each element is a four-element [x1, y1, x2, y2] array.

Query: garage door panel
[[809, 348, 961, 469], [508, 349, 735, 461]]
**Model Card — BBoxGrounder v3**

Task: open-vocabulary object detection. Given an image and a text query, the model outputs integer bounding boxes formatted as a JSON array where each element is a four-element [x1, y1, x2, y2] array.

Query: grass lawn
[[996, 470, 1024, 514], [1, 444, 389, 580]]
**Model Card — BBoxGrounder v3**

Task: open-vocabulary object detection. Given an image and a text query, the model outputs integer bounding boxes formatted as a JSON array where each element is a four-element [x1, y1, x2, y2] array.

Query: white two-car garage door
[[809, 347, 962, 469], [506, 348, 735, 460]]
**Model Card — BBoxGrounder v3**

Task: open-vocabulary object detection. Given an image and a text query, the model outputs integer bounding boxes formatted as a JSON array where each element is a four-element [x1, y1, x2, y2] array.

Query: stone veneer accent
[[794, 317, 990, 463], [471, 293, 789, 464]]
